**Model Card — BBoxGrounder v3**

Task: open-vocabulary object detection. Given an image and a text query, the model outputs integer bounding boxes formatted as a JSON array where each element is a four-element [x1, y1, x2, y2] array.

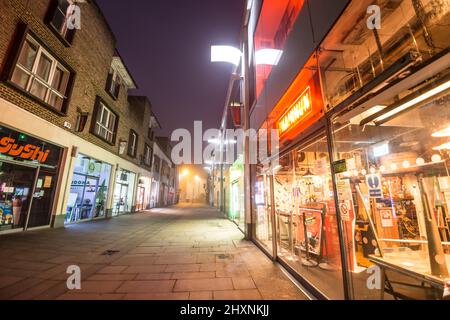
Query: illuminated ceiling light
[[416, 158, 425, 165], [390, 163, 398, 171], [431, 154, 442, 162], [360, 78, 450, 126], [379, 165, 386, 173], [361, 169, 367, 176], [255, 49, 283, 66], [211, 46, 242, 66], [432, 125, 450, 137], [432, 142, 450, 151], [402, 160, 410, 168]]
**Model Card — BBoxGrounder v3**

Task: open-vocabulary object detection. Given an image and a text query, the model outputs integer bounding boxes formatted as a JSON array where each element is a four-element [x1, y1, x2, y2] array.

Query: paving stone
[[165, 264, 200, 272], [123, 265, 167, 274], [135, 273, 173, 280], [123, 292, 189, 300], [232, 277, 257, 290], [174, 278, 233, 292], [116, 280, 175, 293], [171, 272, 215, 279], [97, 266, 128, 274]]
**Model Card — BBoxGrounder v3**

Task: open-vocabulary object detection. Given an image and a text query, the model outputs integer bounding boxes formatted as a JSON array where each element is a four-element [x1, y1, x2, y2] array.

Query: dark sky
[[96, 0, 245, 138]]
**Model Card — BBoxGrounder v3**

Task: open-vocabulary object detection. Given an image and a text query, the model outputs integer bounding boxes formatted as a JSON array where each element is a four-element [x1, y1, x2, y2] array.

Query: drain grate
[[216, 253, 233, 260], [101, 250, 120, 256]]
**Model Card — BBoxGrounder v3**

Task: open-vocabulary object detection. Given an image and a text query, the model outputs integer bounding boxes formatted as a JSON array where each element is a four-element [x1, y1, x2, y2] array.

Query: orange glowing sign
[[277, 86, 312, 135], [0, 137, 50, 163]]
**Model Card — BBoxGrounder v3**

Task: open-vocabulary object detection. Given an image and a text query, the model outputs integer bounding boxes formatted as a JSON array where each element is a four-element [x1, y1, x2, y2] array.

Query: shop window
[[106, 67, 122, 100], [127, 130, 138, 158], [273, 136, 344, 299], [10, 34, 73, 113], [113, 170, 136, 216], [318, 0, 450, 110], [144, 144, 153, 167], [331, 73, 450, 299], [65, 154, 112, 223], [254, 0, 305, 100], [91, 99, 118, 145], [46, 0, 76, 44]]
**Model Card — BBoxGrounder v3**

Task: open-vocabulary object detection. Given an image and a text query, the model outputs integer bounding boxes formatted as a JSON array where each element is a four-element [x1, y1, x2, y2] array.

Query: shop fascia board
[[0, 97, 151, 178], [335, 50, 450, 124]]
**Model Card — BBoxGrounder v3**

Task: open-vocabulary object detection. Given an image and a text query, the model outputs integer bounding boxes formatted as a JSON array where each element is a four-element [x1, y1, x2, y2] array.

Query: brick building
[[0, 0, 166, 233]]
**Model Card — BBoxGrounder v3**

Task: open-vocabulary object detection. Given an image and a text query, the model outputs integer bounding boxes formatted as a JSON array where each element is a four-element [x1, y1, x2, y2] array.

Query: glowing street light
[[211, 45, 242, 66]]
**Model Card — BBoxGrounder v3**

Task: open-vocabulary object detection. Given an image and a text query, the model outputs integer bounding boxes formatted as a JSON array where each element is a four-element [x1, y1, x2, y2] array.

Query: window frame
[[90, 97, 119, 145], [5, 25, 75, 115], [106, 67, 122, 100], [127, 129, 138, 158], [45, 0, 77, 46], [144, 143, 153, 167]]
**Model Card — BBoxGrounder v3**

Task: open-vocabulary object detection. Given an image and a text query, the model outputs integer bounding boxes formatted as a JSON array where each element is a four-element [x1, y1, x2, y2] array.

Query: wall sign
[[366, 173, 383, 198], [0, 136, 50, 163], [277, 86, 312, 136]]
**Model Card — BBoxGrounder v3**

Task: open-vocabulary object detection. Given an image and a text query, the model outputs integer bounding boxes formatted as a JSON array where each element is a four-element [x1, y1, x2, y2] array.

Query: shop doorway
[[114, 183, 129, 214], [136, 186, 145, 211], [66, 173, 100, 222]]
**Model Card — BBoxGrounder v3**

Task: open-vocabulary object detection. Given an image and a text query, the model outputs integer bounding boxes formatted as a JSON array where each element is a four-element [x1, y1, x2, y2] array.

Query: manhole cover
[[101, 250, 120, 256]]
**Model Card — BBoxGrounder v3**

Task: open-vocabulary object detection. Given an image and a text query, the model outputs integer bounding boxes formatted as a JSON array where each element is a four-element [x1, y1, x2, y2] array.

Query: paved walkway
[[0, 203, 307, 300]]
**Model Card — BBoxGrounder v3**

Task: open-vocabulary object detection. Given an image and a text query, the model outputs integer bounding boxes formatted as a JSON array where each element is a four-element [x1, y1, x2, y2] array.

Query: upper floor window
[[144, 144, 153, 167], [106, 68, 122, 99], [128, 130, 138, 157], [92, 99, 118, 144], [10, 34, 72, 113], [47, 0, 76, 43]]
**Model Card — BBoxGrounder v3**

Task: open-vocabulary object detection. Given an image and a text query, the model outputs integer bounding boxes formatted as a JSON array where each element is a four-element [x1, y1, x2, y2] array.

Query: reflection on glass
[[273, 136, 344, 299], [65, 154, 111, 223], [332, 87, 450, 299]]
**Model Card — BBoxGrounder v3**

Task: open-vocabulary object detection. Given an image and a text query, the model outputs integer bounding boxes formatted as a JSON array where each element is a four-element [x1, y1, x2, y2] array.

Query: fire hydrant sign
[[366, 173, 382, 198]]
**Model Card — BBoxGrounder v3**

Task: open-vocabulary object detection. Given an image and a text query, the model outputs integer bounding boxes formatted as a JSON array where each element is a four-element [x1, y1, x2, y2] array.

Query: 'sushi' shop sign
[[277, 86, 313, 136]]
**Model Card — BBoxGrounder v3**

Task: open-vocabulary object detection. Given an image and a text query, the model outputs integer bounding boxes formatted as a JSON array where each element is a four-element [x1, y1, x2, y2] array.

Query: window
[[144, 144, 153, 167], [127, 130, 138, 157], [106, 68, 122, 99], [10, 34, 72, 112], [92, 100, 118, 144], [148, 127, 154, 140], [47, 0, 76, 43]]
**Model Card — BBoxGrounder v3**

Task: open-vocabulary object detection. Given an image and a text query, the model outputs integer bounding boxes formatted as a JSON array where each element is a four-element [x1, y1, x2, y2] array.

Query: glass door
[[27, 166, 58, 228], [0, 161, 36, 231]]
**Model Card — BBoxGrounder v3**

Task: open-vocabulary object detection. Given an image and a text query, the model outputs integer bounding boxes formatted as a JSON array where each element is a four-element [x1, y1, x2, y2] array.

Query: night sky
[[96, 0, 245, 138]]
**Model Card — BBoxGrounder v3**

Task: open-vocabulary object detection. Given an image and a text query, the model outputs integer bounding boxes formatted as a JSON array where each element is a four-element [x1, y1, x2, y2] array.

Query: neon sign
[[0, 137, 50, 163], [277, 86, 312, 135]]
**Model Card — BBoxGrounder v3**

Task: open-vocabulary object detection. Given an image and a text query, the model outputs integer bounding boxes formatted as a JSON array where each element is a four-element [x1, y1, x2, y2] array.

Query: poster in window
[[380, 208, 394, 228], [299, 208, 323, 256]]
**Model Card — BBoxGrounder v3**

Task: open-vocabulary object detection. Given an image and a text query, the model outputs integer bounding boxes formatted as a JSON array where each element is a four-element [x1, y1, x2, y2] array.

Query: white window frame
[[12, 34, 70, 110], [144, 145, 152, 166], [128, 130, 137, 157], [95, 102, 117, 143]]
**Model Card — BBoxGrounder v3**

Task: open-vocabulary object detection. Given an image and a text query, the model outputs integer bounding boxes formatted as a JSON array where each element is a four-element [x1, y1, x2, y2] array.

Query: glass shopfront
[[0, 125, 63, 232], [65, 154, 112, 223], [113, 169, 136, 215], [273, 134, 345, 299], [230, 156, 245, 231], [254, 163, 274, 253], [330, 69, 450, 300]]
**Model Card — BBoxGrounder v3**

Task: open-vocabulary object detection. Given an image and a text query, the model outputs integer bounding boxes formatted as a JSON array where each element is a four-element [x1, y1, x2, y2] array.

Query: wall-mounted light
[[211, 46, 242, 66]]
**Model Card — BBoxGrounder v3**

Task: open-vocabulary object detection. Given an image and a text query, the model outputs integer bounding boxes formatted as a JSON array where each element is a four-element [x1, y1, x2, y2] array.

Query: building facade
[[0, 0, 167, 233], [216, 0, 450, 300]]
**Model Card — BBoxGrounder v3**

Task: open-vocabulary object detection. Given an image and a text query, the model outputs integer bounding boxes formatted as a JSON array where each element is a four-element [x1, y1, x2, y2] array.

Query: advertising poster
[[299, 208, 323, 256], [380, 208, 394, 228]]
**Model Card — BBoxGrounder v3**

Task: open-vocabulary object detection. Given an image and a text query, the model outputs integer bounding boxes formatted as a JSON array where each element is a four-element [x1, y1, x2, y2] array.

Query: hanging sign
[[366, 173, 383, 198]]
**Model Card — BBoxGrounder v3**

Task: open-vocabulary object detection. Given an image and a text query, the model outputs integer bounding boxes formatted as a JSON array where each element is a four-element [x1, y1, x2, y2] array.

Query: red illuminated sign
[[0, 137, 50, 163], [277, 86, 312, 135]]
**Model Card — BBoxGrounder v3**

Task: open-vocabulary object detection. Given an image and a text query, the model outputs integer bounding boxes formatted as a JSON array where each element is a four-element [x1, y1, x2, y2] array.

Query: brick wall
[[0, 0, 153, 172]]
